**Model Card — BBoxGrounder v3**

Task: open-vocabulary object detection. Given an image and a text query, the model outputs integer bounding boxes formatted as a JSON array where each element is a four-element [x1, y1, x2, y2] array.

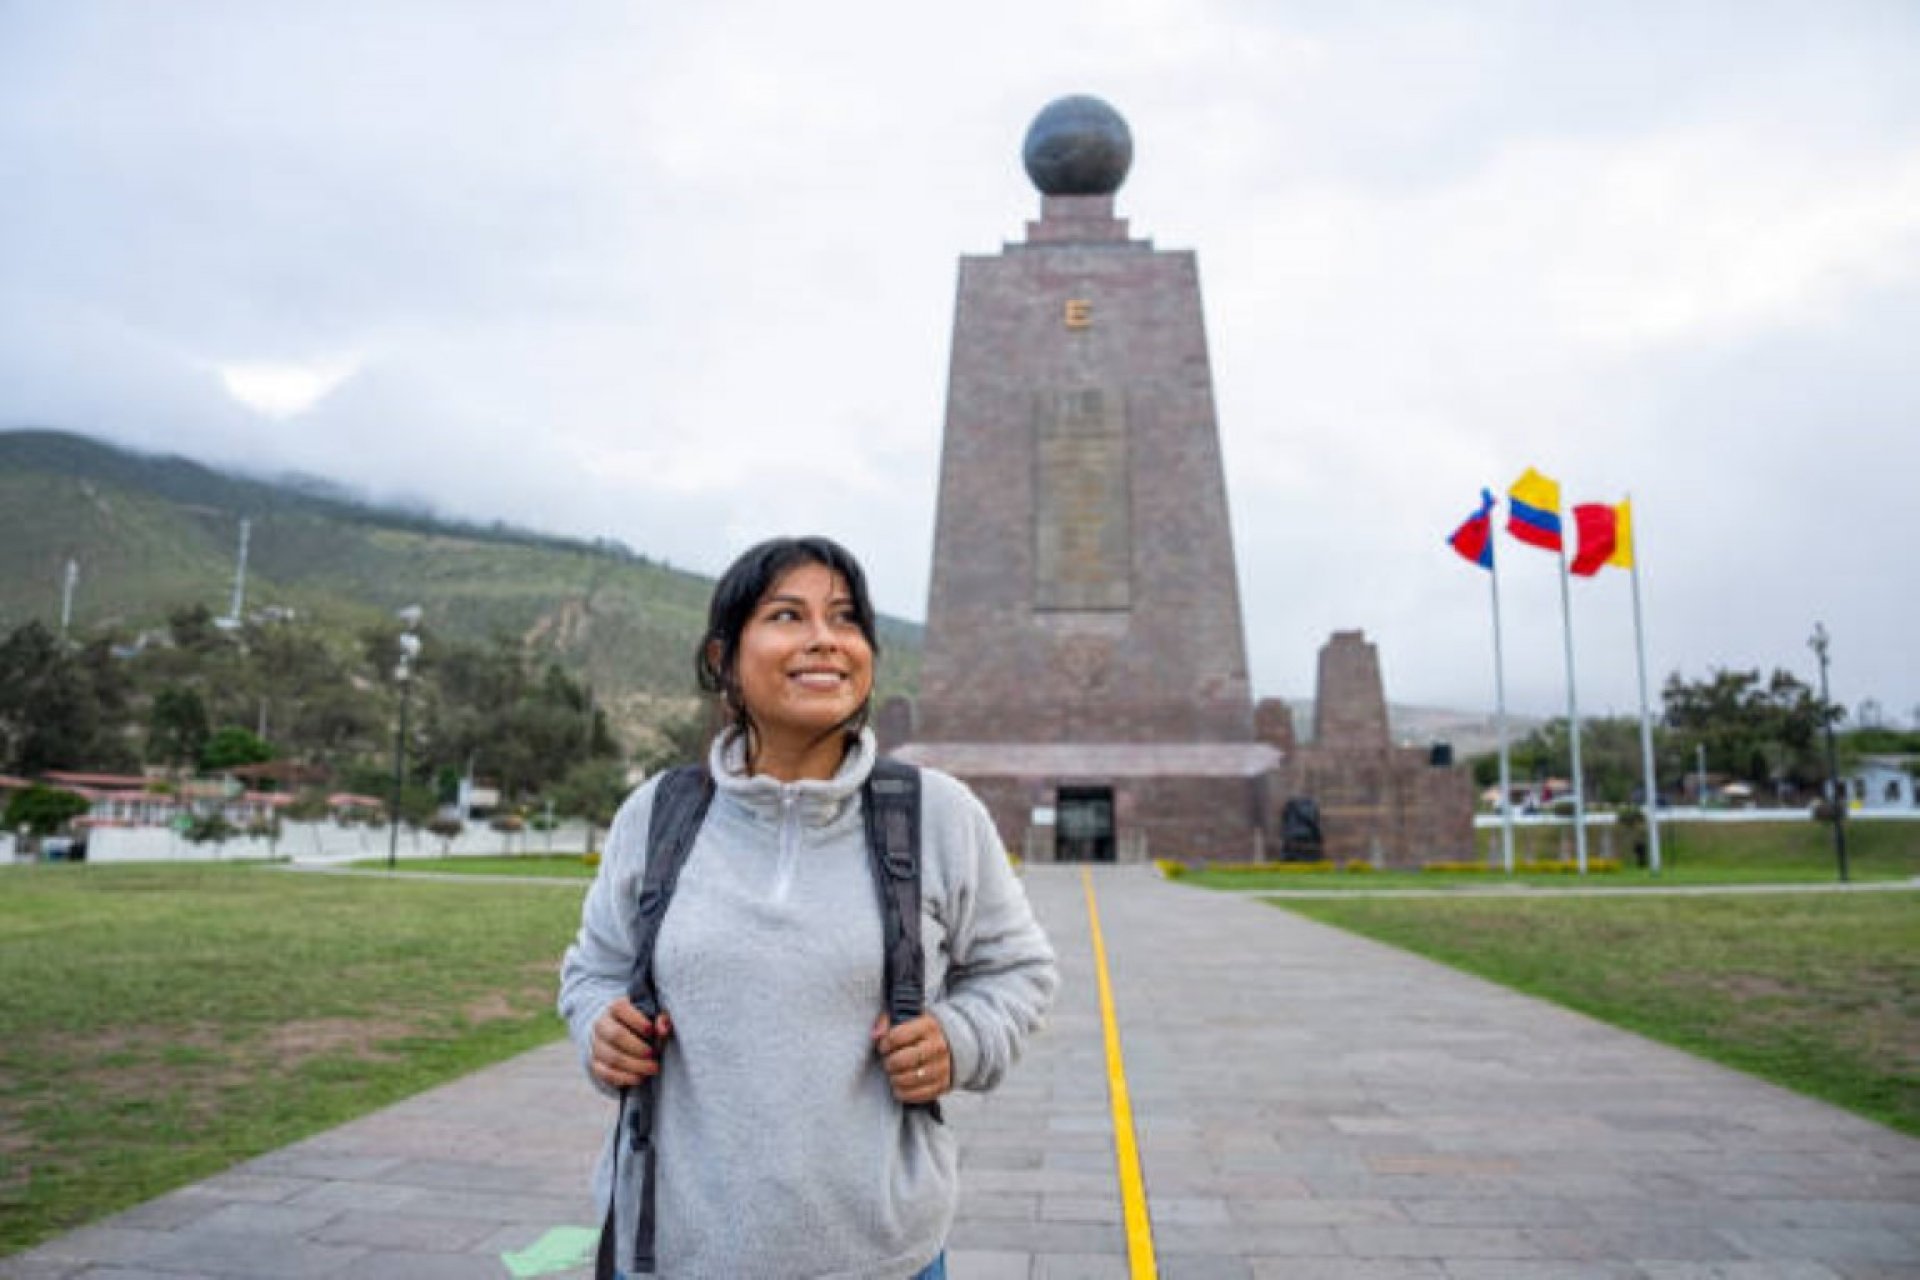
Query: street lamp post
[[387, 607, 423, 872], [1808, 622, 1849, 883]]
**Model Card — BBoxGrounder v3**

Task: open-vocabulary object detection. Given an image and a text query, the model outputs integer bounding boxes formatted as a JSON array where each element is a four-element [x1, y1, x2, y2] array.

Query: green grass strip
[[1177, 818, 1920, 891], [350, 854, 599, 879]]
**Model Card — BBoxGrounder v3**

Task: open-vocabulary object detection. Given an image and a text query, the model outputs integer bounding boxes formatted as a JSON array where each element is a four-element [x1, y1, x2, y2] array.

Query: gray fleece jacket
[[558, 729, 1058, 1279]]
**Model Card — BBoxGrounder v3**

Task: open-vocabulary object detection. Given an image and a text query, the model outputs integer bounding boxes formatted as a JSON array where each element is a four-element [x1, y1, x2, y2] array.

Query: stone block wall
[[964, 773, 1270, 864], [915, 194, 1254, 746], [1271, 630, 1477, 866], [1311, 631, 1391, 750]]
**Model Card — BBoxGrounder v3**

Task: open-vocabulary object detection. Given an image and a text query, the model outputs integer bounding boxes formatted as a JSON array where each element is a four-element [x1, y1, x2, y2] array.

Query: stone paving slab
[[6, 865, 1918, 1278]]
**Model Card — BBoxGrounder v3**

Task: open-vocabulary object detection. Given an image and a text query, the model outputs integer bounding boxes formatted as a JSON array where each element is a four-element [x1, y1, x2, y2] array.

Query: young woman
[[559, 535, 1058, 1279]]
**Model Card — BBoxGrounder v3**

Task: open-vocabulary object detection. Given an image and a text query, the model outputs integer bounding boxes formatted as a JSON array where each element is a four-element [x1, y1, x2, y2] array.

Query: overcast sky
[[3, 2, 1916, 725]]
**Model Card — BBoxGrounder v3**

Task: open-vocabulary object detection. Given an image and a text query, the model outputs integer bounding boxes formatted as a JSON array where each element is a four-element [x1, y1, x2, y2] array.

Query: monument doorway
[[1055, 787, 1116, 862]]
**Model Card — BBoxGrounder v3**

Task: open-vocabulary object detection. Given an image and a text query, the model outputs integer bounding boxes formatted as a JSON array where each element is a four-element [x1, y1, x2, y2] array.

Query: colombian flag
[[1572, 499, 1634, 576], [1507, 467, 1562, 552], [1447, 489, 1496, 569]]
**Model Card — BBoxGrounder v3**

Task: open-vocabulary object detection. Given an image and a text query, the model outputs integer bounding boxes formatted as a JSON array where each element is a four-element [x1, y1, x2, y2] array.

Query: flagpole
[[1490, 539, 1515, 874], [1626, 496, 1662, 874], [1556, 536, 1589, 874]]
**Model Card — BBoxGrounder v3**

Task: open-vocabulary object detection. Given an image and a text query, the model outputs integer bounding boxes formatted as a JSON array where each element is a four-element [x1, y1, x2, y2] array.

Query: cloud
[[216, 356, 362, 419], [1, 0, 1917, 724]]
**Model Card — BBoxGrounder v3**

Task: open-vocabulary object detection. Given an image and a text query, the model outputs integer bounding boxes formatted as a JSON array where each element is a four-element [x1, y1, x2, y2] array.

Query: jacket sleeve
[[923, 773, 1060, 1093], [556, 780, 657, 1098]]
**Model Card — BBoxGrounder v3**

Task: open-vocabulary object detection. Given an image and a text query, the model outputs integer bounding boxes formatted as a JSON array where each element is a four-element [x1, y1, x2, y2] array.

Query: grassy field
[[1178, 817, 1920, 891], [0, 863, 587, 1256], [1276, 890, 1920, 1136], [367, 854, 598, 879]]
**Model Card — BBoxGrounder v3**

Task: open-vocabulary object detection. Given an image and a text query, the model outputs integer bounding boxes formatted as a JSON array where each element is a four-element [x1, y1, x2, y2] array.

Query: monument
[[894, 95, 1474, 866], [894, 95, 1277, 861], [1265, 632, 1477, 866]]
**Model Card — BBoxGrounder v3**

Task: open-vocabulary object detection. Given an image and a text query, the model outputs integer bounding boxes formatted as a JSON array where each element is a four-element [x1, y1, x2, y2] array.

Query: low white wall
[[1475, 806, 1920, 829], [27, 820, 602, 866]]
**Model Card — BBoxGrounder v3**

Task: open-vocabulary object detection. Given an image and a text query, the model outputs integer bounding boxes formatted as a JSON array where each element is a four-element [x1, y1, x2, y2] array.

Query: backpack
[[597, 757, 928, 1278]]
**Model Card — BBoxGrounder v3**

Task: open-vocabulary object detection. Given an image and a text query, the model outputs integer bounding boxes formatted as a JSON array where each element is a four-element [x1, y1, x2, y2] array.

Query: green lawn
[[1177, 817, 1920, 891], [1276, 891, 1920, 1136], [359, 854, 598, 878], [0, 863, 588, 1256]]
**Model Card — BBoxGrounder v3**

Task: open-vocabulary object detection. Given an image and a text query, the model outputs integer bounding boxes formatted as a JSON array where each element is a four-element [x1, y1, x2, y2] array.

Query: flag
[[1572, 500, 1634, 575], [1571, 503, 1615, 575], [1447, 489, 1496, 569], [1507, 467, 1562, 552]]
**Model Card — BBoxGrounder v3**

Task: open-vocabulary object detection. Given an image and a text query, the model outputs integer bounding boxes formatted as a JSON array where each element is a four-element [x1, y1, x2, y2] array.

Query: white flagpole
[[1556, 529, 1589, 874], [1625, 497, 1662, 873], [1490, 530, 1515, 874]]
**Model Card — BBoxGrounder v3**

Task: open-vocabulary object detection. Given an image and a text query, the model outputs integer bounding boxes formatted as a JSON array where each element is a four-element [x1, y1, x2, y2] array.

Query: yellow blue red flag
[[1507, 467, 1562, 552]]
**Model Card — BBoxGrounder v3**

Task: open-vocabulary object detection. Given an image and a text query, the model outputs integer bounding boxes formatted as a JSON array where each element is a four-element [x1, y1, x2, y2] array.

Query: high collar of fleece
[[706, 727, 877, 826]]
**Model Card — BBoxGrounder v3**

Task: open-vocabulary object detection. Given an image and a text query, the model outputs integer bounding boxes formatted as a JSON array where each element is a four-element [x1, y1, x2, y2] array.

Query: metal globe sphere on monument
[[1021, 94, 1133, 196]]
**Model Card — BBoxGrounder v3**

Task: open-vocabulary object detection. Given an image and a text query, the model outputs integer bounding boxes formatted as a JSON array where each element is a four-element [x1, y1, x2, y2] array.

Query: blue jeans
[[623, 1252, 945, 1279]]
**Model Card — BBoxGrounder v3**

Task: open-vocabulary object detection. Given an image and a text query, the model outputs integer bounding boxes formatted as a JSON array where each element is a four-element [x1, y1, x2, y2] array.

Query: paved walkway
[[6, 866, 1917, 1278]]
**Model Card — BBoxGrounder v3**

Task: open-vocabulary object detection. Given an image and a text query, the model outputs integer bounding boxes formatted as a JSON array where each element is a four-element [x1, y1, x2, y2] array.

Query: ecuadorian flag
[[1507, 467, 1563, 552]]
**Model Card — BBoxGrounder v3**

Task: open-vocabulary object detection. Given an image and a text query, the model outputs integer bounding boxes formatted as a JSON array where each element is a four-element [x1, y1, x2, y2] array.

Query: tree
[[166, 603, 226, 655], [147, 686, 210, 770], [201, 726, 274, 772], [636, 705, 711, 776], [4, 784, 91, 836], [1662, 667, 1833, 795], [1473, 715, 1678, 806], [0, 621, 128, 773], [550, 758, 631, 852], [426, 644, 622, 804], [180, 813, 236, 845], [426, 816, 465, 854]]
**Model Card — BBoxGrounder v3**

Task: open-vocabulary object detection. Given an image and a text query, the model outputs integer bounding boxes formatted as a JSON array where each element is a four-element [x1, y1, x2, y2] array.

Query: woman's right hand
[[590, 997, 672, 1089]]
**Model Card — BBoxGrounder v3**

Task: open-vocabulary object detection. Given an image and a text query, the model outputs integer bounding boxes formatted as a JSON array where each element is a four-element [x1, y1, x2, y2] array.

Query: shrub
[[1514, 857, 1620, 875], [4, 785, 91, 837], [426, 817, 464, 854], [180, 813, 236, 845], [1157, 859, 1373, 877]]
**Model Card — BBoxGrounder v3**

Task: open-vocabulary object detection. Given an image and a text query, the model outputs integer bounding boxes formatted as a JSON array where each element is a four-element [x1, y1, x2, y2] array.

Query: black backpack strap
[[628, 765, 714, 1018], [599, 764, 712, 1279], [863, 758, 940, 1120]]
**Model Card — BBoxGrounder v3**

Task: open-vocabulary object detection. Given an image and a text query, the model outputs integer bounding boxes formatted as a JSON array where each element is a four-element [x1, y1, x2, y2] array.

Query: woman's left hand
[[873, 1012, 951, 1104]]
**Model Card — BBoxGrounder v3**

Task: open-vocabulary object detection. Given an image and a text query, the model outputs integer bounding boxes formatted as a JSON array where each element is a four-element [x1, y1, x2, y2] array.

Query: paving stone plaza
[[7, 866, 1916, 1279]]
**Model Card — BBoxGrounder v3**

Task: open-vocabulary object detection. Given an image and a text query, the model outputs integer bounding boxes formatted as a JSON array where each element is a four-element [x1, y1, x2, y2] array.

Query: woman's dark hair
[[695, 535, 881, 756]]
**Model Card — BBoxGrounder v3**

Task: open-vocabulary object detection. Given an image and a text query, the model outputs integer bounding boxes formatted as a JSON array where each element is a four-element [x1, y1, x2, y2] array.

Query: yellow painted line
[[1082, 866, 1157, 1278]]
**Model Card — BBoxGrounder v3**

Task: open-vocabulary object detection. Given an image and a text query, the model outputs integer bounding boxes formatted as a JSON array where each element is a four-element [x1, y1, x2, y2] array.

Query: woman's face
[[730, 561, 874, 758]]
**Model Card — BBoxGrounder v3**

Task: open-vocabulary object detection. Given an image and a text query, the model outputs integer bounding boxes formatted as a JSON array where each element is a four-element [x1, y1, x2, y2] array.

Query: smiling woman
[[695, 538, 878, 782], [558, 534, 1057, 1278]]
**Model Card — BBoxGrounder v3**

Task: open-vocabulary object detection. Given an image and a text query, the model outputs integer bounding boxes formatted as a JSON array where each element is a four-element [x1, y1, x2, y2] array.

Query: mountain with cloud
[[0, 428, 922, 741]]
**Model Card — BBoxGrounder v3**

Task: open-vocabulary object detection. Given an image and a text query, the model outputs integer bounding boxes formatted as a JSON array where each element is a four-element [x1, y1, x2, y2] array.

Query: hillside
[[0, 430, 923, 740]]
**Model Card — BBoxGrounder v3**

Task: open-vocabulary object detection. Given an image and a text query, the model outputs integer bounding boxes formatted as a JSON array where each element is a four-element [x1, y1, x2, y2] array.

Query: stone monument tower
[[896, 96, 1279, 862]]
